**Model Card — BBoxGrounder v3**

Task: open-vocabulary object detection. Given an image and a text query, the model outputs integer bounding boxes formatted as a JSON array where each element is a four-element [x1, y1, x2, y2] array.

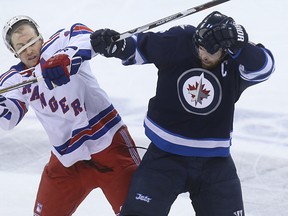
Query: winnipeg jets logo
[[187, 73, 210, 106], [177, 68, 222, 115], [135, 193, 152, 203]]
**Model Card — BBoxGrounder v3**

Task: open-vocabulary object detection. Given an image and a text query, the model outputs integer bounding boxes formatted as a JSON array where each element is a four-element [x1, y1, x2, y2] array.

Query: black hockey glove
[[201, 22, 248, 55], [90, 29, 126, 58], [0, 95, 9, 117]]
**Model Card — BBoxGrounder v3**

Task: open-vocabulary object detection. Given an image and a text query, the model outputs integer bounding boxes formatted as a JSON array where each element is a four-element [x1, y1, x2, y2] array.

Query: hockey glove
[[90, 29, 126, 58], [201, 22, 248, 55], [0, 95, 9, 118], [42, 54, 71, 90]]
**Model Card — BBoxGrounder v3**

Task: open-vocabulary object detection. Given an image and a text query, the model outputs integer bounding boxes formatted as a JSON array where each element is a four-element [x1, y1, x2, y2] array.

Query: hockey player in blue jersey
[[90, 10, 275, 216], [89, 11, 275, 216]]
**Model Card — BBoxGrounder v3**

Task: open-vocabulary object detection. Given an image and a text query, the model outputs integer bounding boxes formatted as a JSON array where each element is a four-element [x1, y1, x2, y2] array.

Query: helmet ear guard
[[194, 11, 234, 47], [2, 15, 41, 57]]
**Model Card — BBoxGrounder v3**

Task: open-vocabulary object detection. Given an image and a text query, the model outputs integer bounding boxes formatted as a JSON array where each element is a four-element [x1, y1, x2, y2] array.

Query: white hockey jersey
[[0, 23, 124, 167]]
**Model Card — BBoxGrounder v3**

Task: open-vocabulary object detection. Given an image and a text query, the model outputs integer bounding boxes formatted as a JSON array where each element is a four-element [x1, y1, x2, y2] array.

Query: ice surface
[[0, 0, 288, 215]]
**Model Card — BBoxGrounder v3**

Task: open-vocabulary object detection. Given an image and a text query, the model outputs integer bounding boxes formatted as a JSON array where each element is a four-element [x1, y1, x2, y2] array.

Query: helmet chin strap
[[14, 34, 42, 58]]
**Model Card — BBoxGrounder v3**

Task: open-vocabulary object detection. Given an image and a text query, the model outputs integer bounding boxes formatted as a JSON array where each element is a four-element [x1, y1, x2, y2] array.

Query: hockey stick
[[113, 0, 231, 42], [0, 67, 42, 94], [0, 77, 42, 94], [1, 0, 229, 94]]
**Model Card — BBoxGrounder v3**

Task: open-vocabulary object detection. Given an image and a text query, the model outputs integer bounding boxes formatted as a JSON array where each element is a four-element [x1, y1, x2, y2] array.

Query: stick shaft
[[0, 1, 230, 94], [0, 76, 43, 94], [113, 0, 230, 42]]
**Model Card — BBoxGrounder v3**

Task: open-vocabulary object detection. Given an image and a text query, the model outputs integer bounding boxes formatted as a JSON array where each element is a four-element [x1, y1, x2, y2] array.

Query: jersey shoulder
[[164, 25, 196, 37], [0, 63, 26, 88]]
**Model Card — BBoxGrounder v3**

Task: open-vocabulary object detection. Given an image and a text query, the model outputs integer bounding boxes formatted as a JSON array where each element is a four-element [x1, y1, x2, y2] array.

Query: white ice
[[0, 0, 288, 215]]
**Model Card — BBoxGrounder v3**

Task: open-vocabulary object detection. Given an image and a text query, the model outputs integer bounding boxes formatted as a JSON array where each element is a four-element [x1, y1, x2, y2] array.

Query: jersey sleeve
[[0, 70, 28, 130], [67, 23, 95, 60], [40, 23, 95, 75], [234, 42, 275, 83], [122, 25, 196, 67]]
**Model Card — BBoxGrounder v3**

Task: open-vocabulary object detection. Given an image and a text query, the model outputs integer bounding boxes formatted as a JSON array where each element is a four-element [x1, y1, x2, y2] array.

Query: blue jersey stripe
[[144, 117, 231, 157]]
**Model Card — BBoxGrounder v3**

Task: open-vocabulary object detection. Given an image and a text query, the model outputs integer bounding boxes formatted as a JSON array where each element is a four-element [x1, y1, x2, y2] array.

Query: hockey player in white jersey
[[0, 15, 141, 216]]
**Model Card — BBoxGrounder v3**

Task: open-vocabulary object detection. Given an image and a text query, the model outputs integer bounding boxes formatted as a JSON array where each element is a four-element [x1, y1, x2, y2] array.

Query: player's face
[[198, 46, 224, 69], [11, 25, 43, 68]]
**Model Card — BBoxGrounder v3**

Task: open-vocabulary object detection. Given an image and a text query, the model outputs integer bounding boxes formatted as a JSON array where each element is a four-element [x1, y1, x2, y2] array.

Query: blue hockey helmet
[[194, 11, 234, 46]]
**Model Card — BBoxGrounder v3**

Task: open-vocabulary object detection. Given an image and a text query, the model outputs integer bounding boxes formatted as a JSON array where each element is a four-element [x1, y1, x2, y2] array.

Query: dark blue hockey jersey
[[122, 25, 275, 157]]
